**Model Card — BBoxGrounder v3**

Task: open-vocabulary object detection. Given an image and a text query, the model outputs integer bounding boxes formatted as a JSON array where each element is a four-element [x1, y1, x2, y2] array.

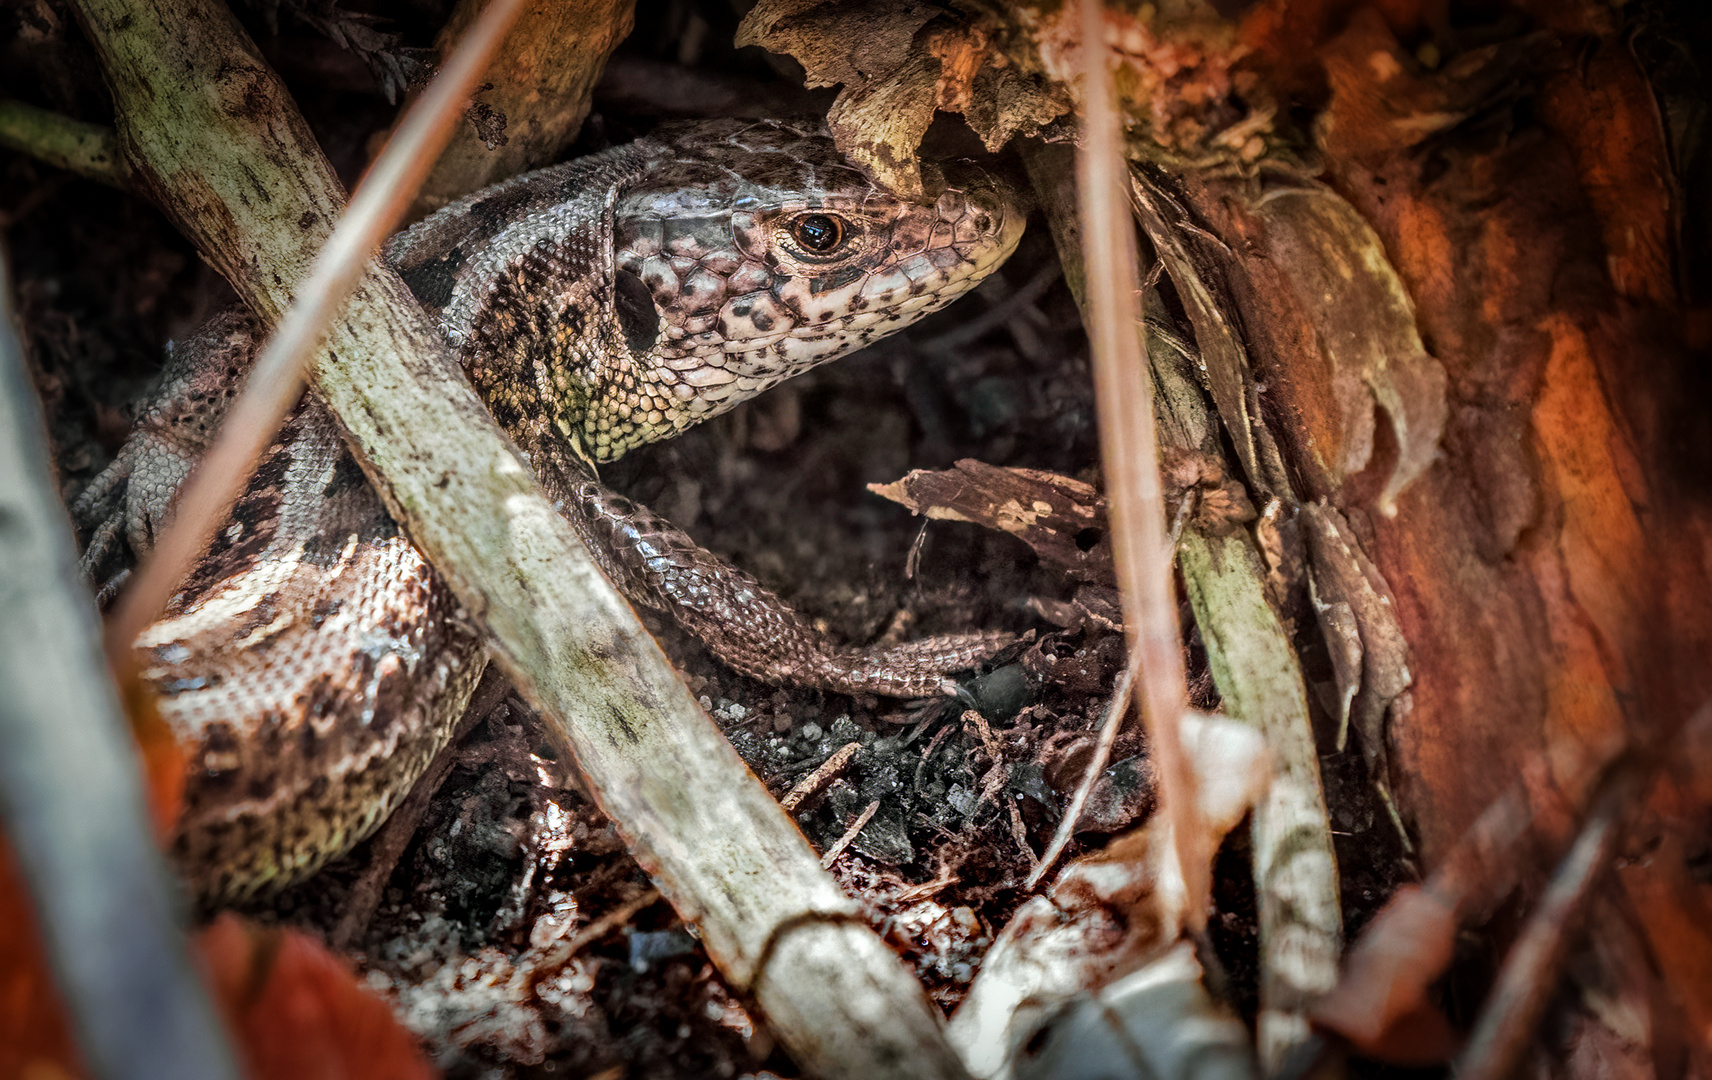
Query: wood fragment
[[409, 0, 636, 213], [870, 460, 1112, 585], [1073, 0, 1201, 935], [821, 800, 882, 869], [781, 742, 863, 812]]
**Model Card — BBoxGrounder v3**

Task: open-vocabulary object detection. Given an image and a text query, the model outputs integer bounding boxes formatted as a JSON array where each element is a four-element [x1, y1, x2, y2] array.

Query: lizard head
[[393, 118, 1025, 464], [587, 119, 1027, 459]]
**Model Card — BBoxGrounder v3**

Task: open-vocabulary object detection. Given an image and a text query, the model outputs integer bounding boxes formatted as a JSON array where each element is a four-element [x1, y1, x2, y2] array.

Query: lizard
[[74, 118, 1028, 903]]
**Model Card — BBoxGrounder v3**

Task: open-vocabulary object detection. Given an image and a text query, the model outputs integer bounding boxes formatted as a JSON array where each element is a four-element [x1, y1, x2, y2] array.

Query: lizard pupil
[[793, 214, 843, 253]]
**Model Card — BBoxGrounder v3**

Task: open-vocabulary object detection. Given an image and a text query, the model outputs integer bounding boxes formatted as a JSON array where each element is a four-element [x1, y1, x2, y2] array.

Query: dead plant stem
[[1074, 0, 1201, 928]]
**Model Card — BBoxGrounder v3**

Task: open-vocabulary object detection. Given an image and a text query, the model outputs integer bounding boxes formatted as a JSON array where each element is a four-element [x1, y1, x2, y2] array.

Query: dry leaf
[[0, 839, 83, 1079], [870, 459, 1112, 584], [1310, 884, 1460, 1063], [197, 914, 437, 1080]]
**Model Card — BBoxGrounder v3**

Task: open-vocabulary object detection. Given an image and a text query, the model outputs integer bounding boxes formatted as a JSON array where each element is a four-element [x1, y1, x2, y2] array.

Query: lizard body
[[77, 119, 1025, 901]]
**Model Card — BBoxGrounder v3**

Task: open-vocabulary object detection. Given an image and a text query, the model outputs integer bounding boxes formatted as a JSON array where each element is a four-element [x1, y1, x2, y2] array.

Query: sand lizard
[[75, 119, 1025, 901]]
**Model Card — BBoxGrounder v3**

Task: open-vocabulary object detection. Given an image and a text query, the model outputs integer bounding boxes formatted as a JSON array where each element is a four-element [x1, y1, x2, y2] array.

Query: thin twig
[[1007, 799, 1037, 871], [103, 0, 525, 660], [1075, 0, 1200, 926], [1025, 646, 1142, 890], [895, 866, 960, 904], [528, 887, 663, 981], [1456, 759, 1647, 1080]]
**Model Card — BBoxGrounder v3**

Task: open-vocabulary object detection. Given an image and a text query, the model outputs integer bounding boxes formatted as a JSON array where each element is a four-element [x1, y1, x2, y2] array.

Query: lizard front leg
[[74, 309, 258, 593], [569, 480, 1011, 698]]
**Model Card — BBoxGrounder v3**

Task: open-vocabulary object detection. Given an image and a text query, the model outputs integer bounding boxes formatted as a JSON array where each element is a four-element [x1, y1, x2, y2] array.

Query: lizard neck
[[386, 144, 650, 466]]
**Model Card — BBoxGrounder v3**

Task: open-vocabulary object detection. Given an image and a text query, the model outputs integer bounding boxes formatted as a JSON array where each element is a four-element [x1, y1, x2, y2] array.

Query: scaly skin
[[77, 120, 1025, 901]]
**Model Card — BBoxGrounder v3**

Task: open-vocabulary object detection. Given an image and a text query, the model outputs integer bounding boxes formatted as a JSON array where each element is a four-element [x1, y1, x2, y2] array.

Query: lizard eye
[[791, 213, 847, 254]]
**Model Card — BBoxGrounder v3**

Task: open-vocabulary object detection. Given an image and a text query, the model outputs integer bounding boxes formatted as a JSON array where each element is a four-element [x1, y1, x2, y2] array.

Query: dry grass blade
[[1025, 646, 1140, 890], [103, 0, 525, 661], [1074, 0, 1201, 927], [820, 800, 882, 869]]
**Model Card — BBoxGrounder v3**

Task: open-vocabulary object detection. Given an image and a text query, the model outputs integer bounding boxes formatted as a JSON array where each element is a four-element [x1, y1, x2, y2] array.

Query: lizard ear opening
[[613, 268, 661, 358]]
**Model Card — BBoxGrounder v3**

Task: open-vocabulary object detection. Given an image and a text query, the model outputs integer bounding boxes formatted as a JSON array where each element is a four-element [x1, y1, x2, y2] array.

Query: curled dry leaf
[[871, 454, 1254, 635], [1310, 884, 1462, 1064], [927, 22, 1071, 155], [196, 914, 437, 1080], [870, 458, 1111, 583], [1136, 166, 1451, 513], [0, 853, 438, 1080]]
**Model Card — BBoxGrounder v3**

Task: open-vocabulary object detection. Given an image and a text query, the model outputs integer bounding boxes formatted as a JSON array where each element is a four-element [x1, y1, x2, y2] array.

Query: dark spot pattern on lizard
[[399, 247, 466, 311]]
